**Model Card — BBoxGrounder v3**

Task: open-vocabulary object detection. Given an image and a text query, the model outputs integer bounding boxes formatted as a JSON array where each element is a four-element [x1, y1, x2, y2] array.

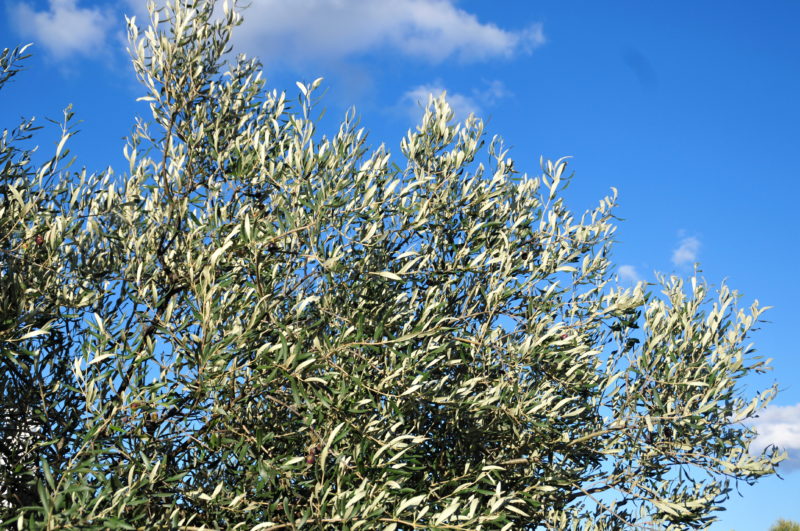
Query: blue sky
[[2, 0, 799, 528]]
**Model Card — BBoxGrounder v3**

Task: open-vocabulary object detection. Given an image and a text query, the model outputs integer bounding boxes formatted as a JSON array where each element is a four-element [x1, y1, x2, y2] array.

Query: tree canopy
[[770, 519, 800, 531], [0, 1, 785, 529]]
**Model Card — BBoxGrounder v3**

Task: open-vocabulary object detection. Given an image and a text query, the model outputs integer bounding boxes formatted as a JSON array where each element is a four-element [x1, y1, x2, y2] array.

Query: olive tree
[[1, 41, 117, 515], [0, 1, 785, 529], [770, 519, 800, 531]]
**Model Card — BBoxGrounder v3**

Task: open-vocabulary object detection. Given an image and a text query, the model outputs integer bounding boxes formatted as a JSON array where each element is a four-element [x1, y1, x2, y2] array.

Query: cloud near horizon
[[8, 0, 115, 60], [748, 403, 800, 472]]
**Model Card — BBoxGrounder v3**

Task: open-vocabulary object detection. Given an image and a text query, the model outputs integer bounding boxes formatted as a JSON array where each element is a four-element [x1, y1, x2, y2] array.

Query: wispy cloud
[[232, 0, 545, 67], [398, 79, 511, 125], [7, 1, 545, 70], [121, 0, 154, 21], [8, 0, 115, 60], [672, 236, 701, 266], [748, 403, 800, 472], [400, 84, 479, 125], [618, 265, 642, 284]]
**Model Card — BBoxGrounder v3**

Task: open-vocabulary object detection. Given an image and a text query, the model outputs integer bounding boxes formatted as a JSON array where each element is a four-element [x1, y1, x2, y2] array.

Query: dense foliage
[[0, 1, 785, 529], [770, 520, 800, 531]]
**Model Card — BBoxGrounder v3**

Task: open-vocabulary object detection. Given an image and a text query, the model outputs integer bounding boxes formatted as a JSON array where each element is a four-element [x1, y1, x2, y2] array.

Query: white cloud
[[398, 79, 510, 125], [231, 0, 545, 67], [480, 79, 512, 105], [748, 403, 800, 472], [671, 236, 701, 266], [618, 265, 641, 284], [8, 0, 115, 60], [122, 0, 154, 21], [401, 83, 478, 124]]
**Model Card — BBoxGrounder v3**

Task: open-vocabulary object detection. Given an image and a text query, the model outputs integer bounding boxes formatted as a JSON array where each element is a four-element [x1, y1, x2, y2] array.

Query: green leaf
[[369, 271, 402, 281]]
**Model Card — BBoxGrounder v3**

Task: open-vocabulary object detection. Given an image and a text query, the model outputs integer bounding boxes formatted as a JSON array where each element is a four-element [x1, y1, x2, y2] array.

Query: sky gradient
[[2, 1, 799, 528]]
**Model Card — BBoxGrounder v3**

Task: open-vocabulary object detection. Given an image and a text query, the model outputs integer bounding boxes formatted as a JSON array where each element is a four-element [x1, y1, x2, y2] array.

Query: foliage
[[0, 1, 786, 529], [770, 519, 800, 531]]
